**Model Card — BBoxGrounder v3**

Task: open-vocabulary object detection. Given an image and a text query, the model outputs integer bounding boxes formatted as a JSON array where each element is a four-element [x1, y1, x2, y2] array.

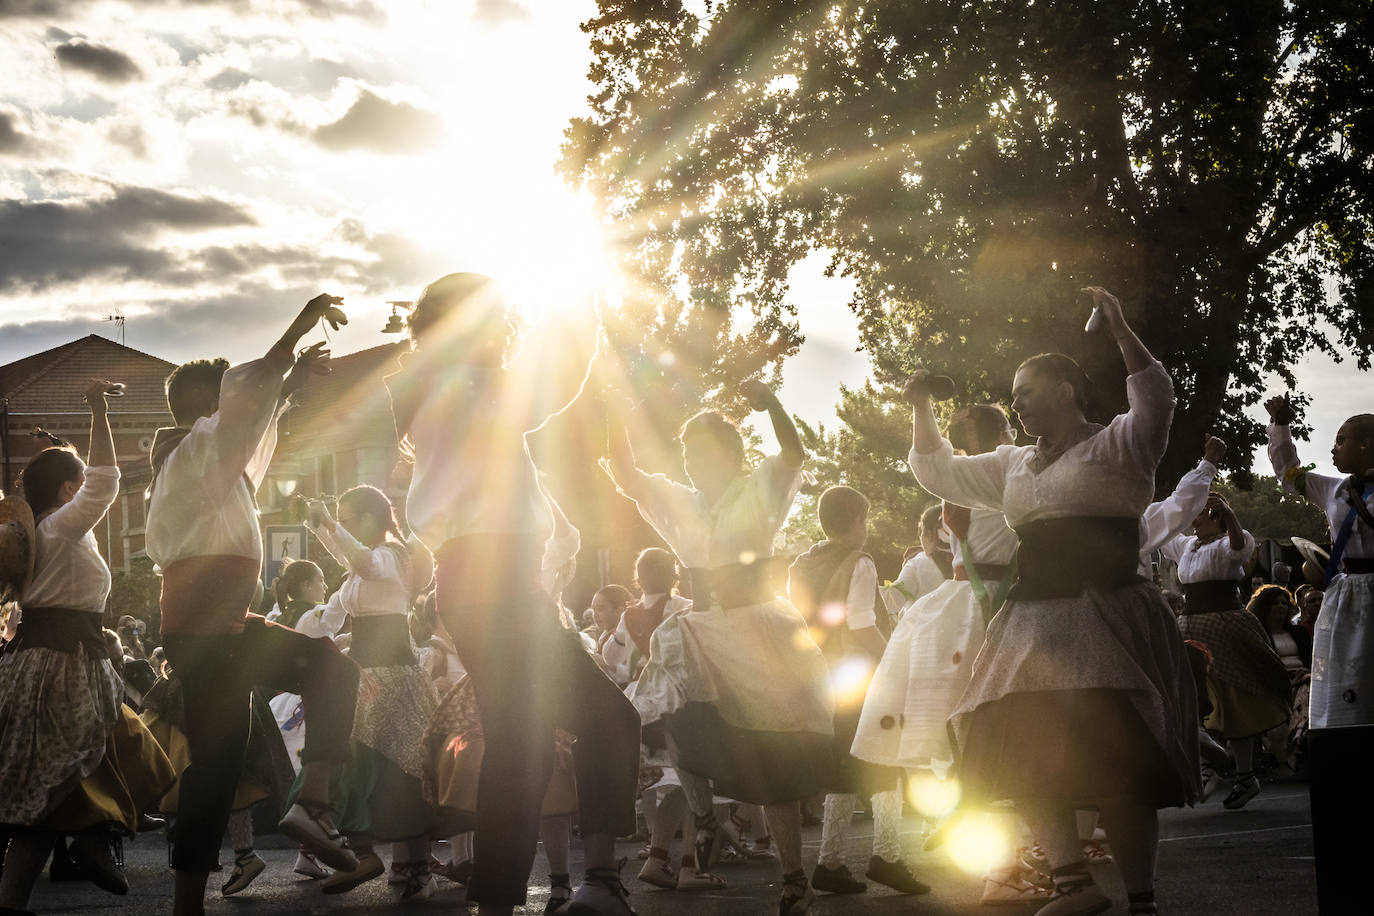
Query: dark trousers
[[161, 614, 359, 872], [436, 541, 640, 907], [1308, 725, 1374, 915]]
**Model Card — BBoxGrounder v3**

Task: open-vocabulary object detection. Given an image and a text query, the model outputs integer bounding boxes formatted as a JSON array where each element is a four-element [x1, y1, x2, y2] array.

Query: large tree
[[562, 0, 1374, 489]]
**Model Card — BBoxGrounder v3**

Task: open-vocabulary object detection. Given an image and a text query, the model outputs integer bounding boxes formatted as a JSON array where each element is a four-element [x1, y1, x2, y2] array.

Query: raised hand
[[1203, 435, 1227, 464], [740, 379, 777, 412], [83, 378, 123, 410], [902, 367, 936, 405], [1264, 393, 1296, 425], [1080, 286, 1124, 330], [283, 342, 331, 398]]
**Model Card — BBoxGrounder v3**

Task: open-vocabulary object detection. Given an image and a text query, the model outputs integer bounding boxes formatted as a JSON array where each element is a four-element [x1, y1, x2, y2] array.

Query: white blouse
[[910, 361, 1175, 528], [396, 363, 567, 551], [1138, 459, 1218, 573], [882, 552, 948, 618], [146, 350, 290, 568], [950, 507, 1018, 568], [613, 455, 801, 569], [313, 523, 412, 619], [22, 466, 120, 615], [1269, 424, 1374, 563], [1160, 530, 1256, 584]]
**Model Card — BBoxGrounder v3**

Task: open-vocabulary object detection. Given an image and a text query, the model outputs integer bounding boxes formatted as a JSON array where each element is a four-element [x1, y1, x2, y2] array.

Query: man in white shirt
[[147, 294, 362, 916]]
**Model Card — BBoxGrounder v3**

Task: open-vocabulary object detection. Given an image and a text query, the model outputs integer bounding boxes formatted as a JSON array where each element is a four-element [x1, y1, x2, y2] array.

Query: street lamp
[[269, 466, 307, 501], [383, 300, 414, 334]]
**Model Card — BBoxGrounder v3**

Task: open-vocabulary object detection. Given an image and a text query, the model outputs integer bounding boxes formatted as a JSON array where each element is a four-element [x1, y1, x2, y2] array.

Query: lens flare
[[906, 773, 961, 818], [817, 601, 847, 627], [945, 812, 1014, 876], [829, 656, 875, 706]]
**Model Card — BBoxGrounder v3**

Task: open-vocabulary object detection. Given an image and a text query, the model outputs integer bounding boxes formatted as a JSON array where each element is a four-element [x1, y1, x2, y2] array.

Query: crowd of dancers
[[0, 279, 1370, 916]]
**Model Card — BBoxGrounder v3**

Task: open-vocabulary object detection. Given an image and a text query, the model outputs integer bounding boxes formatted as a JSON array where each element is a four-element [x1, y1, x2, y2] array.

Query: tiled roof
[[283, 342, 406, 446], [0, 335, 176, 414]]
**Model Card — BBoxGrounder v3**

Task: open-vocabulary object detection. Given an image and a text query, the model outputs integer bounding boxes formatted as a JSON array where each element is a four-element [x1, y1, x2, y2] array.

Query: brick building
[[1, 335, 175, 571]]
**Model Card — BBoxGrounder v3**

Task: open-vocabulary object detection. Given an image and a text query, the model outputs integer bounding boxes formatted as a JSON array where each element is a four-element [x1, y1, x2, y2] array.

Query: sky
[[0, 0, 1365, 477]]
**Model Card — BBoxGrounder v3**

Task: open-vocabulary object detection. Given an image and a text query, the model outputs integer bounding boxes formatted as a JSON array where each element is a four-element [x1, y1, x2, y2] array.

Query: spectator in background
[[1294, 585, 1323, 635], [1248, 585, 1312, 775], [587, 584, 632, 654]]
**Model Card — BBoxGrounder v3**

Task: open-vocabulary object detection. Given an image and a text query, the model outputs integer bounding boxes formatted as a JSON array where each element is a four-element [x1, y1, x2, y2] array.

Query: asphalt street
[[21, 778, 1316, 915]]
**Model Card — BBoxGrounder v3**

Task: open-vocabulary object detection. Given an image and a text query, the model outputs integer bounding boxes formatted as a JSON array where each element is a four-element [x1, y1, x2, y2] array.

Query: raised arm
[[904, 370, 1010, 509], [1141, 436, 1224, 559], [308, 500, 386, 579], [85, 378, 117, 469], [45, 380, 122, 541], [742, 380, 803, 469], [1084, 286, 1152, 375]]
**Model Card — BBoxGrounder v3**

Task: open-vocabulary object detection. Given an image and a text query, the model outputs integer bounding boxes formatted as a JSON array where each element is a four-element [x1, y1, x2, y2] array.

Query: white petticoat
[[628, 598, 833, 737], [1310, 572, 1374, 728], [850, 579, 984, 772]]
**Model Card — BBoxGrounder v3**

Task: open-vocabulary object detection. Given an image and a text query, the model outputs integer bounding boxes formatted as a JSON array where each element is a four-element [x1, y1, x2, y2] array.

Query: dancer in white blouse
[[388, 272, 638, 916], [606, 381, 833, 916], [301, 485, 439, 901], [1265, 395, 1374, 916], [1160, 495, 1289, 810], [853, 405, 1017, 777], [906, 287, 1198, 916], [0, 379, 175, 910]]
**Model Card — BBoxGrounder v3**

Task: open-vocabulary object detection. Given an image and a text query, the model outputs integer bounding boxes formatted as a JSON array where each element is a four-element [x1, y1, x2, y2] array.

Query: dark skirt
[[957, 688, 1187, 808], [825, 701, 903, 798], [663, 702, 835, 805]]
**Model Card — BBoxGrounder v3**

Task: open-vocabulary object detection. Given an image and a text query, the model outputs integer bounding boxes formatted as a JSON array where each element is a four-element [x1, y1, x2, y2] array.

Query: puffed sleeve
[[909, 440, 1013, 511]]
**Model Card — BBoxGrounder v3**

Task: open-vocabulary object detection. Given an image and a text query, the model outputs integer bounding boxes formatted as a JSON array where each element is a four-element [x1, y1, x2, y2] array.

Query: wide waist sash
[[1343, 558, 1374, 575], [1009, 516, 1144, 601], [1180, 579, 1243, 614], [349, 614, 417, 668], [8, 607, 106, 656]]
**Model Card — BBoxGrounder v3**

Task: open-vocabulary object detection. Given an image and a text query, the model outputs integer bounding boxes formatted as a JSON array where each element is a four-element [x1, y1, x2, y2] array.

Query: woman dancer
[[852, 404, 1017, 775], [388, 272, 639, 916], [1160, 496, 1289, 809], [606, 381, 834, 915], [0, 379, 176, 910], [907, 287, 1199, 916], [297, 485, 438, 901]]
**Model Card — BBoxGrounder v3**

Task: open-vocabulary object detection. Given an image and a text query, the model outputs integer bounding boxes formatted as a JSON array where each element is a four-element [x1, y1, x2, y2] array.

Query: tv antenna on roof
[[105, 314, 125, 346]]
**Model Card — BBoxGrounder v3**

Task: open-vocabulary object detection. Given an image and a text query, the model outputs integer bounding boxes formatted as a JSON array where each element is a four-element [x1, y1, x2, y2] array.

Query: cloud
[[205, 67, 255, 91], [311, 88, 443, 154], [2, 1, 384, 21], [473, 0, 529, 25], [53, 38, 144, 83], [0, 184, 256, 291], [106, 120, 149, 157], [0, 110, 40, 156]]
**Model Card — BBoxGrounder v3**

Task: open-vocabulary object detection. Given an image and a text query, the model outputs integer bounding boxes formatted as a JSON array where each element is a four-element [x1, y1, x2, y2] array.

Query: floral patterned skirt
[[0, 644, 125, 826]]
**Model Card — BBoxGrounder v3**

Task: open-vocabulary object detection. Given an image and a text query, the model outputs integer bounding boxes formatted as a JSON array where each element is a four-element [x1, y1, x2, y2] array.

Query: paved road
[[22, 779, 1316, 914]]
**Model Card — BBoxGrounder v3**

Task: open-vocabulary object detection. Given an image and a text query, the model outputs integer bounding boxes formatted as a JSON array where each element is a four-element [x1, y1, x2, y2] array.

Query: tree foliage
[[563, 0, 1374, 489]]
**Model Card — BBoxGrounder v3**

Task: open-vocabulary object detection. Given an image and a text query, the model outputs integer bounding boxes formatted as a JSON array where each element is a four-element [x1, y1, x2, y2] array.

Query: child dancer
[[852, 406, 1017, 777], [1265, 396, 1374, 915], [145, 294, 362, 916], [299, 486, 439, 901], [606, 380, 834, 915], [388, 272, 639, 916], [789, 485, 929, 897], [1161, 494, 1290, 809]]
